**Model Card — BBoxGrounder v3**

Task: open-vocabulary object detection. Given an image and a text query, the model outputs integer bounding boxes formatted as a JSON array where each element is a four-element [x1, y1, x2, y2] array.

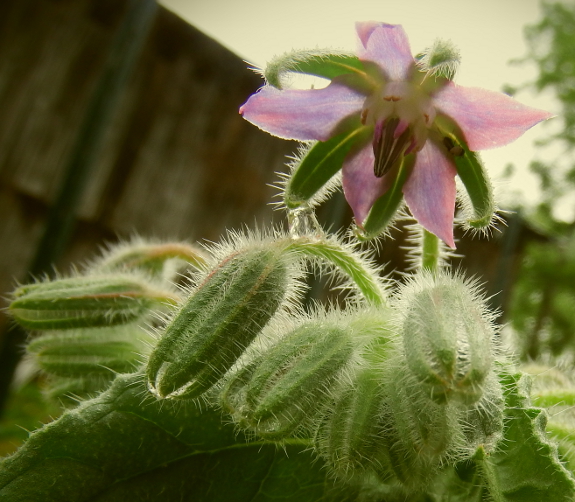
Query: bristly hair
[[454, 165, 504, 239], [260, 48, 357, 90], [401, 220, 459, 273], [269, 141, 343, 214]]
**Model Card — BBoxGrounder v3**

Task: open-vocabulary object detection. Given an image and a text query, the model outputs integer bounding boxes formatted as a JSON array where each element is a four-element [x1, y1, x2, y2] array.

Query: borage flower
[[240, 22, 552, 248]]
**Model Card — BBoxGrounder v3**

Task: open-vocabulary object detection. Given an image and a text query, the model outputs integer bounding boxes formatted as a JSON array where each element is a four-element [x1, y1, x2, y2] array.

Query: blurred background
[[1, 0, 574, 455]]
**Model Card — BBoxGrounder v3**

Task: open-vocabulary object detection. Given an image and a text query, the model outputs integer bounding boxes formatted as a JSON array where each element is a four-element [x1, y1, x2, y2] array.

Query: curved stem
[[280, 236, 388, 307]]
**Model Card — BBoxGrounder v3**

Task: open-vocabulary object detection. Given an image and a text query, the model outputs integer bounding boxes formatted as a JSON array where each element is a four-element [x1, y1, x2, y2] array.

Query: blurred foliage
[[509, 2, 575, 233], [509, 232, 575, 360], [507, 2, 575, 361], [0, 379, 61, 457], [522, 2, 575, 149]]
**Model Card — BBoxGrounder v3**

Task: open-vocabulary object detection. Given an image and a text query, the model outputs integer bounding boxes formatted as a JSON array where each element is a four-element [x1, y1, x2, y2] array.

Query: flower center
[[361, 81, 435, 178]]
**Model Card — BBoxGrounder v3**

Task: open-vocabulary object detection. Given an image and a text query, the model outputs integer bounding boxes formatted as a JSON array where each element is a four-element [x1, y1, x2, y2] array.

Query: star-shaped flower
[[240, 22, 552, 247]]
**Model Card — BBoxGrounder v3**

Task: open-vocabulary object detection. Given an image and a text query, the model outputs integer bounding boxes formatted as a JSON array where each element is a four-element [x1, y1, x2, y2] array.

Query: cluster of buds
[[9, 240, 199, 402], [207, 267, 503, 490], [10, 231, 504, 492]]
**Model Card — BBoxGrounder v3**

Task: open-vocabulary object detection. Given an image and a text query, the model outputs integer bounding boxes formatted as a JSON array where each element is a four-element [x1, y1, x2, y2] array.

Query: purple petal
[[240, 82, 365, 141], [342, 142, 389, 224], [403, 141, 457, 248], [356, 22, 414, 81], [356, 22, 382, 49], [434, 83, 554, 151]]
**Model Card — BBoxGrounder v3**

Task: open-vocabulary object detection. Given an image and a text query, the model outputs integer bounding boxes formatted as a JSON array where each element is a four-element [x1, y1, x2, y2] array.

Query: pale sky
[[159, 0, 563, 217]]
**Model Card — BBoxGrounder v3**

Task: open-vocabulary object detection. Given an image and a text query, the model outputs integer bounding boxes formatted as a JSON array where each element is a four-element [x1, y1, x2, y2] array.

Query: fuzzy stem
[[421, 229, 440, 272], [280, 236, 388, 307]]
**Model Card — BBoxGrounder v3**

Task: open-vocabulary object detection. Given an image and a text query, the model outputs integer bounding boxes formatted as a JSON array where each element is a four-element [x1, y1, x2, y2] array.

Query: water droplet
[[287, 207, 323, 239]]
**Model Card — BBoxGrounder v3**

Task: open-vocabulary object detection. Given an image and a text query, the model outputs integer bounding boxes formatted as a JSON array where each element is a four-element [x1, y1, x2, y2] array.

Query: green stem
[[421, 229, 440, 272], [280, 236, 388, 307]]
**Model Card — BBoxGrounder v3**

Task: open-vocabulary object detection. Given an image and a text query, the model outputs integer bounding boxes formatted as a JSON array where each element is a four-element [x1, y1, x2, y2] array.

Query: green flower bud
[[415, 39, 460, 80], [397, 272, 496, 404], [222, 321, 354, 440], [314, 364, 387, 479], [91, 240, 207, 278], [375, 365, 466, 488], [27, 325, 148, 377], [146, 246, 291, 400], [10, 275, 175, 330]]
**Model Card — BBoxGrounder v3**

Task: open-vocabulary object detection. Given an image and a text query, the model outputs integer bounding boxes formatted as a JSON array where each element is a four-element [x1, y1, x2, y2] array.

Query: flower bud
[[398, 272, 495, 404], [460, 369, 504, 450], [146, 246, 291, 400], [10, 275, 173, 330], [375, 365, 465, 488], [314, 364, 387, 479], [27, 325, 147, 377], [416, 39, 460, 80], [91, 240, 207, 278], [222, 321, 354, 440]]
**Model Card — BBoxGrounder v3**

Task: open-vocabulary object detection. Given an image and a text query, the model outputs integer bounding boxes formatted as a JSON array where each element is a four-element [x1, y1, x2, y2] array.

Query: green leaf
[[477, 370, 575, 501], [284, 126, 370, 209], [360, 154, 415, 239], [0, 373, 336, 502], [264, 49, 366, 89]]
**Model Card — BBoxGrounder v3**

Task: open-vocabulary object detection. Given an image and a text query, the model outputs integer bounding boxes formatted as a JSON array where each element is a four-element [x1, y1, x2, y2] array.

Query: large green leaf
[[477, 370, 575, 501], [0, 373, 335, 502]]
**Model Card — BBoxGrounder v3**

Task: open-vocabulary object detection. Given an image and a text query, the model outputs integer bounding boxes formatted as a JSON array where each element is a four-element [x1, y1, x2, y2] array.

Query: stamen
[[373, 118, 412, 177]]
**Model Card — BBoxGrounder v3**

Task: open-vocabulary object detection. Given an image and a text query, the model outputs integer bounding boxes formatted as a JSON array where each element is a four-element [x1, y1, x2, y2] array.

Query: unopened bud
[[416, 39, 460, 80], [222, 321, 354, 440], [10, 275, 174, 330], [314, 364, 387, 478], [27, 325, 146, 377], [92, 241, 207, 277], [398, 272, 495, 404], [146, 246, 291, 400], [375, 365, 465, 487]]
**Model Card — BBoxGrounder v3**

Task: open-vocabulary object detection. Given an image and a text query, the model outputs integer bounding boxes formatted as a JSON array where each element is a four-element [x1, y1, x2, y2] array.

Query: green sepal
[[360, 154, 415, 240], [10, 275, 174, 330], [443, 131, 496, 229], [285, 125, 370, 209], [264, 49, 366, 89]]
